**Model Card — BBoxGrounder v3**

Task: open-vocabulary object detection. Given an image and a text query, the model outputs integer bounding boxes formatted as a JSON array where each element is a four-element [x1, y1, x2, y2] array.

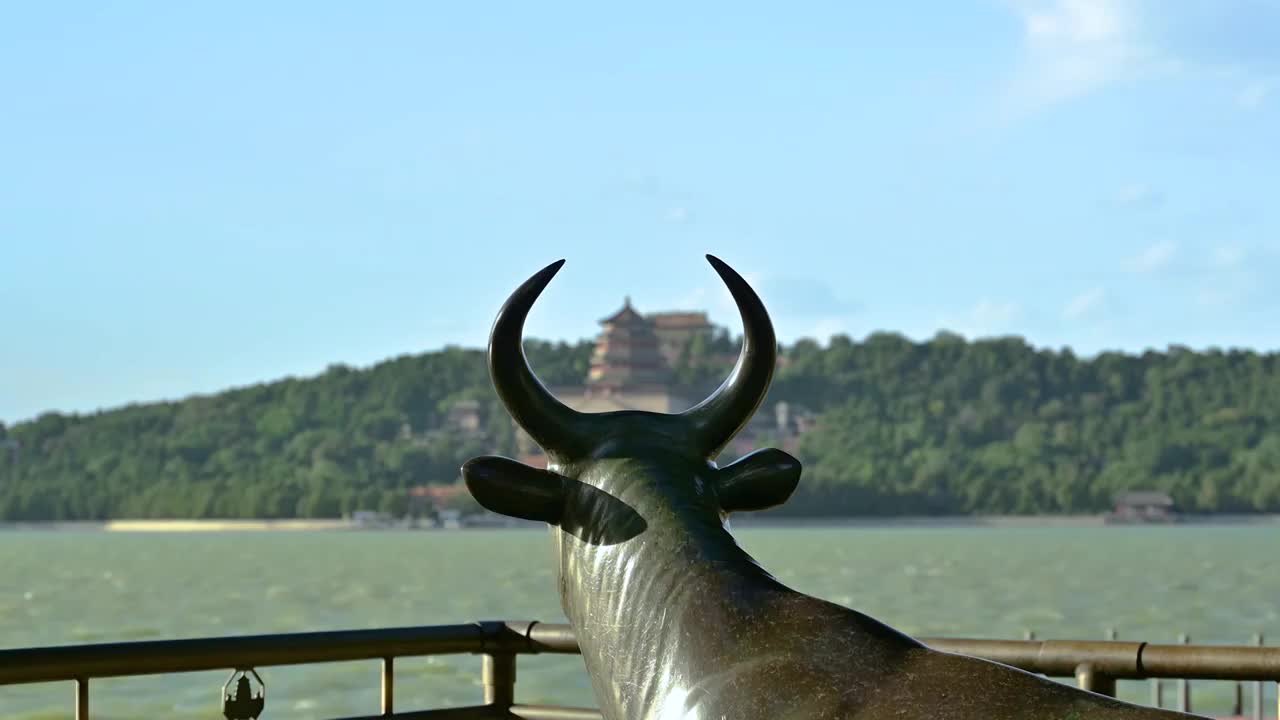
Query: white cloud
[[1193, 245, 1269, 310], [1063, 287, 1107, 320], [663, 285, 716, 312], [937, 299, 1022, 338], [1002, 0, 1157, 112], [1022, 0, 1124, 43], [1238, 79, 1274, 109], [664, 207, 691, 224], [661, 270, 863, 344], [1194, 287, 1236, 309], [1001, 1, 1277, 115], [789, 316, 855, 344], [1116, 182, 1162, 208], [1211, 245, 1245, 269], [666, 269, 766, 316], [1129, 240, 1176, 272]]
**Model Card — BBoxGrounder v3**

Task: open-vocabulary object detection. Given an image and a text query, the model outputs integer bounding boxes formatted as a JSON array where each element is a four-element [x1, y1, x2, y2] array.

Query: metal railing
[[1, 621, 1278, 719]]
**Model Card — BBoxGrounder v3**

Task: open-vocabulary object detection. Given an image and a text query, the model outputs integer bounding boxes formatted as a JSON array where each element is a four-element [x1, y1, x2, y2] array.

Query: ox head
[[462, 255, 801, 539]]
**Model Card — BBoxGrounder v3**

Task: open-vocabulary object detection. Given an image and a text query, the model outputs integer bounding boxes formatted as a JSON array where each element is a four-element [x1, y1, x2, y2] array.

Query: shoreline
[[732, 513, 1280, 528], [2, 513, 1278, 532]]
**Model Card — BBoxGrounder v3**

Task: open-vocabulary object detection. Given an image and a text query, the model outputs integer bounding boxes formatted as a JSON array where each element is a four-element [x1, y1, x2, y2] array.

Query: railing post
[[381, 657, 394, 716], [483, 652, 517, 710], [1075, 663, 1116, 698], [1177, 633, 1191, 714], [1150, 678, 1163, 709], [1252, 633, 1264, 720], [76, 677, 89, 720]]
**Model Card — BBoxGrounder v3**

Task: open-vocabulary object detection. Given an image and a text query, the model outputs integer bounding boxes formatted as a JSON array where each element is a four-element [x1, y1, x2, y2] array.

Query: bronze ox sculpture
[[464, 256, 1203, 719]]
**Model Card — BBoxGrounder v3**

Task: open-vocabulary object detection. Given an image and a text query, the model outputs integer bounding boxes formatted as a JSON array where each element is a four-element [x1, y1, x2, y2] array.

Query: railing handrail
[[4, 621, 1278, 719], [0, 621, 545, 685], [923, 638, 1280, 682], [3, 620, 1278, 686]]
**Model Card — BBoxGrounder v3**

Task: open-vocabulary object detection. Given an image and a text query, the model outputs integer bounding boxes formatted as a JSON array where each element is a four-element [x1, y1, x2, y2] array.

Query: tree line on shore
[[2, 332, 1279, 520]]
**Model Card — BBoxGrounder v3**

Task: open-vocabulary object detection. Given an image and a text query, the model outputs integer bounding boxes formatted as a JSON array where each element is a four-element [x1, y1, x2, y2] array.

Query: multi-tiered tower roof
[[586, 297, 670, 392], [512, 298, 709, 461]]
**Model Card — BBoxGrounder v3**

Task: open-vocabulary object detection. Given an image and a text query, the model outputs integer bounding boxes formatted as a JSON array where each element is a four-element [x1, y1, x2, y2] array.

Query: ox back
[[464, 256, 1204, 719]]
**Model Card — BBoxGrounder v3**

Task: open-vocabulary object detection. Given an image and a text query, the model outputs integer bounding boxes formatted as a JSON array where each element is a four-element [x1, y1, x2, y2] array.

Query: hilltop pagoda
[[511, 298, 694, 461], [585, 297, 670, 391], [504, 295, 813, 464], [573, 297, 690, 413]]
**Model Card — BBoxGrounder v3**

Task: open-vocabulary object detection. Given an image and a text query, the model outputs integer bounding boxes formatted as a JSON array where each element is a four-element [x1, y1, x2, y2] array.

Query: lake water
[[1, 526, 1276, 719]]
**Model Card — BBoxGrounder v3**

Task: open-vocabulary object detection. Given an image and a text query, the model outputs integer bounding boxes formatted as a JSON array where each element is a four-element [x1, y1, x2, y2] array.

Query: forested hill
[[2, 332, 1280, 520]]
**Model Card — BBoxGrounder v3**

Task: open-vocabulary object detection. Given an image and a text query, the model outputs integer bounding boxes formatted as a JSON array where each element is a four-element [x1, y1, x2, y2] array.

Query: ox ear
[[462, 456, 566, 525], [715, 448, 801, 514]]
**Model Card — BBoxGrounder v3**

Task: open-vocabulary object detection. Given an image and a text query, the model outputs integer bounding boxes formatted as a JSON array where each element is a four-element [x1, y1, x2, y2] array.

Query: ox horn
[[489, 259, 591, 457], [682, 255, 777, 457]]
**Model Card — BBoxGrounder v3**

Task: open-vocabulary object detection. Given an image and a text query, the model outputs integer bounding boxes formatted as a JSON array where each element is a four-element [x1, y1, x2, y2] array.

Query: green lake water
[[1, 526, 1276, 718]]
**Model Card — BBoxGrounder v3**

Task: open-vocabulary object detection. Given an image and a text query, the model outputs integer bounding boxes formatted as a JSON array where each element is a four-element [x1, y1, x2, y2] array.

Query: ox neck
[[552, 465, 785, 632], [550, 469, 790, 720]]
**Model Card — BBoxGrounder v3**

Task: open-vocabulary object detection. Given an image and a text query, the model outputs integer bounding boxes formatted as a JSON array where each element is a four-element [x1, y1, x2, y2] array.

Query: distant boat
[[463, 511, 522, 528], [348, 511, 395, 529]]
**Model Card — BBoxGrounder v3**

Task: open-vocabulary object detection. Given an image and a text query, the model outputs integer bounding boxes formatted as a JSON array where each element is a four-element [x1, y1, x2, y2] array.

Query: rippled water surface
[[2, 526, 1276, 718]]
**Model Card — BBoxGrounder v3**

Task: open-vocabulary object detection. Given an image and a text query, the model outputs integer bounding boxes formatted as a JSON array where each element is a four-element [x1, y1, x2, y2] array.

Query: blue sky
[[2, 1, 1278, 423]]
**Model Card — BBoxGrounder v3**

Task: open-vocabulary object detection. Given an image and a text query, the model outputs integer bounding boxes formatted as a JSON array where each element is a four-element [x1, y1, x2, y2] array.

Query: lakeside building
[[443, 399, 485, 438], [407, 484, 469, 516], [648, 309, 716, 366], [1106, 490, 1177, 523]]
